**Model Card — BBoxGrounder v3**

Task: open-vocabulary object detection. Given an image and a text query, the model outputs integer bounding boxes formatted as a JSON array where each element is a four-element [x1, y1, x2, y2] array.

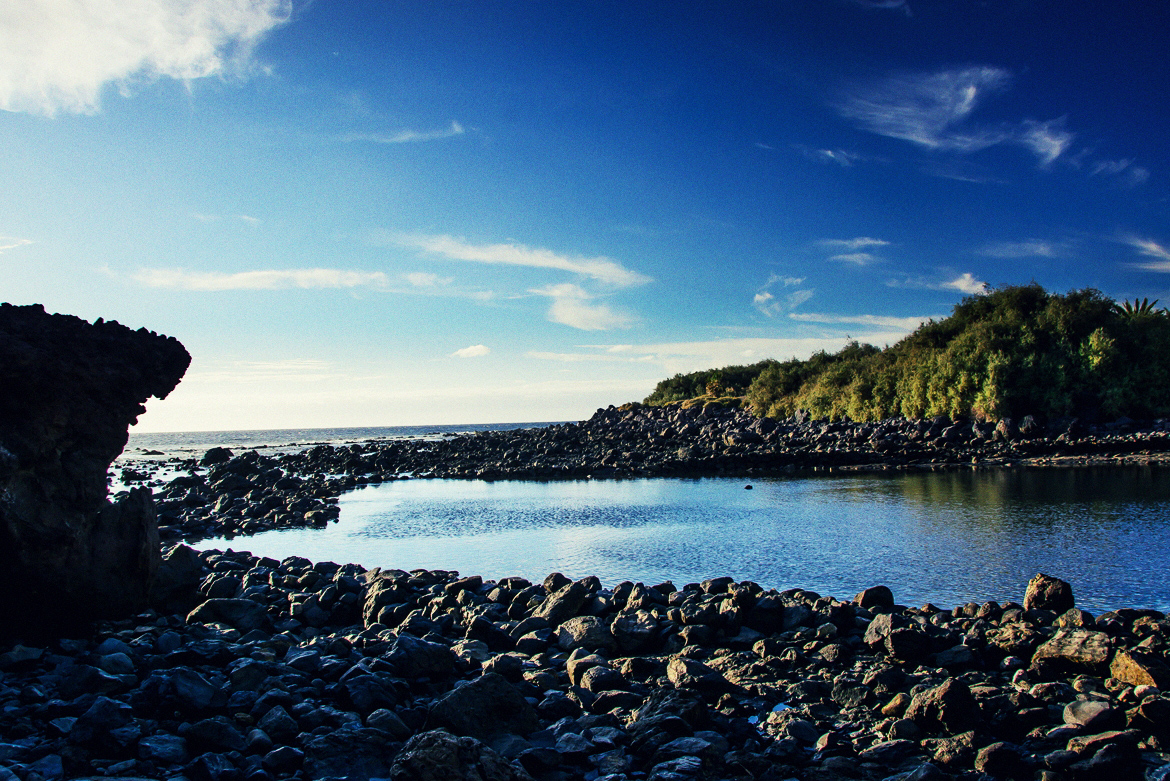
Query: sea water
[[193, 464, 1170, 614]]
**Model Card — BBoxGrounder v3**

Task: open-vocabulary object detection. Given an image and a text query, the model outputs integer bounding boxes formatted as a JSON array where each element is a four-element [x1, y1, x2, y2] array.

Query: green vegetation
[[643, 284, 1170, 422]]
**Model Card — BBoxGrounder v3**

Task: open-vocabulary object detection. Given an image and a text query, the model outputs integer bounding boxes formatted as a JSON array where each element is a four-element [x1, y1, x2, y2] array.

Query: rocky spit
[[127, 403, 1170, 546], [2, 558, 1169, 781]]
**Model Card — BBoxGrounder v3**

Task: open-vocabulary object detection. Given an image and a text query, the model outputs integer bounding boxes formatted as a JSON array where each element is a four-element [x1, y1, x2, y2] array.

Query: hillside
[[644, 284, 1170, 423]]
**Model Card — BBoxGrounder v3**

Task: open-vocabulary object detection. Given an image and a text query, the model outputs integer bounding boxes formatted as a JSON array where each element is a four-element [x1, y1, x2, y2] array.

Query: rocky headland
[[0, 303, 190, 634]]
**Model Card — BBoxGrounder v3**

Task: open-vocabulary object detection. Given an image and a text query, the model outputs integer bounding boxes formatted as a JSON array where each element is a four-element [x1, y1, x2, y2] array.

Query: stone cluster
[[2, 559, 1169, 781]]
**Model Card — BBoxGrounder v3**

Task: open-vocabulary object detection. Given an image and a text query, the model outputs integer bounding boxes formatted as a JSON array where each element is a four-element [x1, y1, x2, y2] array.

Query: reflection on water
[[199, 466, 1170, 613]]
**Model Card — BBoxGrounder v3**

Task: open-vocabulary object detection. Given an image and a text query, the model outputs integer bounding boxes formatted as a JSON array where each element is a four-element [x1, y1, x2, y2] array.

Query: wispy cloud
[[788, 312, 930, 331], [193, 213, 262, 224], [816, 237, 888, 265], [792, 144, 866, 167], [753, 274, 813, 317], [889, 272, 988, 295], [1126, 237, 1170, 271], [341, 121, 465, 144], [388, 233, 651, 287], [133, 267, 389, 291], [405, 271, 452, 287], [848, 0, 911, 15], [830, 253, 879, 265], [451, 344, 490, 358], [529, 333, 917, 371], [1091, 159, 1151, 187], [0, 0, 290, 116], [978, 240, 1060, 258], [818, 237, 890, 251], [530, 283, 636, 331], [836, 67, 1072, 166], [0, 236, 33, 253]]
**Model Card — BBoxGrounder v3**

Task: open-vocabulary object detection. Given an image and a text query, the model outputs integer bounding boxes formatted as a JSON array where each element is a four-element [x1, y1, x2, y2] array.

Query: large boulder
[[1023, 573, 1075, 613], [0, 304, 189, 635]]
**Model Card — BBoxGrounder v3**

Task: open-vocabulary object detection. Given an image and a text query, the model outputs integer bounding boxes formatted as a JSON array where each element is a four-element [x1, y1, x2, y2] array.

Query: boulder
[[388, 729, 534, 781], [0, 304, 189, 635], [1110, 648, 1170, 688], [1031, 629, 1111, 675], [426, 672, 540, 740], [904, 678, 978, 736], [1023, 573, 1075, 613]]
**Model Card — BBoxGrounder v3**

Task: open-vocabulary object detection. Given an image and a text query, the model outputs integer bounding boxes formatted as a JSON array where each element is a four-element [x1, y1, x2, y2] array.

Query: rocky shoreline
[[2, 553, 1169, 781], [120, 404, 1170, 546]]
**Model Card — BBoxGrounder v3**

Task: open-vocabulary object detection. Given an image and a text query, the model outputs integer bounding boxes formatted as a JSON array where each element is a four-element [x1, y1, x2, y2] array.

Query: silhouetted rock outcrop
[[0, 303, 189, 635]]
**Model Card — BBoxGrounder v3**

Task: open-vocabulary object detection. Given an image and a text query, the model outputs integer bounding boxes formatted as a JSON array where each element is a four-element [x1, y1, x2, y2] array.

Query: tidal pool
[[201, 465, 1170, 613]]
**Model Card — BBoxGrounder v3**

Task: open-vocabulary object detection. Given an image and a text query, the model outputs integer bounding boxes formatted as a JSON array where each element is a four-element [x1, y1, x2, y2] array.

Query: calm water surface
[[202, 466, 1170, 613]]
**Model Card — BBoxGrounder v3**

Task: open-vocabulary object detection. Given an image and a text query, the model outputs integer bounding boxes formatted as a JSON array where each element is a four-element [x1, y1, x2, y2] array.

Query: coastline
[[120, 405, 1170, 550], [1, 411, 1167, 779], [2, 550, 1167, 780]]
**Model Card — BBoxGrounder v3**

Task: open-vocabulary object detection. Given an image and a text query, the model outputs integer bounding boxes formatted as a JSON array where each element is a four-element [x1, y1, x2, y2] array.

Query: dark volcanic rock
[[0, 303, 189, 634]]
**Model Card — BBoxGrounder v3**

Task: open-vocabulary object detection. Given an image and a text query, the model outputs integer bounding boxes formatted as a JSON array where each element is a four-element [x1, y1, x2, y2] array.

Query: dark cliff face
[[0, 303, 190, 635]]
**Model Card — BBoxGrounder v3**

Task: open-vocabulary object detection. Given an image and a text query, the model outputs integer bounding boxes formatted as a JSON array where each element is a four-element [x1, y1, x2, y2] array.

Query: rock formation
[[0, 303, 189, 635]]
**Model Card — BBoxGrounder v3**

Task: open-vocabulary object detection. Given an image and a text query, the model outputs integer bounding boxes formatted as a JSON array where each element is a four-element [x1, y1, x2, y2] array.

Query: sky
[[2, 1, 1168, 432]]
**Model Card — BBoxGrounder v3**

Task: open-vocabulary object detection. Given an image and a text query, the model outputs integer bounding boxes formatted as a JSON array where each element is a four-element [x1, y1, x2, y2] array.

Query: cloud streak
[[818, 237, 890, 251], [889, 272, 987, 295], [836, 67, 1073, 166], [0, 236, 33, 253], [788, 312, 930, 331], [1126, 237, 1170, 271], [0, 0, 291, 116], [133, 267, 389, 291], [389, 233, 652, 287], [978, 240, 1060, 258], [341, 121, 465, 144], [531, 283, 636, 331], [753, 274, 813, 317], [451, 344, 490, 358], [529, 333, 920, 371]]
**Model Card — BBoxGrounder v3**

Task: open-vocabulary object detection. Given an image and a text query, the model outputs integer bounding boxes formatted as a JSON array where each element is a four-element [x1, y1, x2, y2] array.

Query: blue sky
[[2, 0, 1167, 431]]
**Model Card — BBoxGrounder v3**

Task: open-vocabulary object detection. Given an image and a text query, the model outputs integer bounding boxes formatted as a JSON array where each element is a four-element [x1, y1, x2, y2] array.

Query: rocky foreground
[[132, 404, 1170, 546], [2, 556, 1170, 781]]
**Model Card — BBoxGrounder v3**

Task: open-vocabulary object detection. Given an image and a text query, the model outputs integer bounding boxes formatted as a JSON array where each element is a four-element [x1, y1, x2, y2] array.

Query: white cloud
[[764, 273, 805, 287], [889, 272, 988, 295], [238, 214, 260, 225], [341, 121, 465, 144], [529, 334, 916, 373], [788, 312, 931, 331], [530, 283, 636, 331], [1092, 159, 1151, 187], [405, 271, 451, 287], [836, 67, 1072, 166], [1126, 237, 1170, 271], [943, 272, 988, 294], [451, 344, 490, 358], [0, 0, 291, 116], [754, 275, 814, 317], [388, 233, 651, 288], [828, 252, 878, 265], [1018, 119, 1074, 167], [133, 267, 389, 291], [978, 240, 1058, 258], [0, 236, 33, 253], [793, 144, 864, 167], [818, 237, 890, 251]]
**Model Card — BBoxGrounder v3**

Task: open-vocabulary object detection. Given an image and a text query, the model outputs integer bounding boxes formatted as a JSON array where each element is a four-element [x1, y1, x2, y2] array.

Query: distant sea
[[119, 422, 566, 462]]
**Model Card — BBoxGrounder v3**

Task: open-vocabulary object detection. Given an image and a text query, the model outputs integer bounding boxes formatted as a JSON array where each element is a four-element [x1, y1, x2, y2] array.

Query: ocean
[[118, 421, 567, 462]]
